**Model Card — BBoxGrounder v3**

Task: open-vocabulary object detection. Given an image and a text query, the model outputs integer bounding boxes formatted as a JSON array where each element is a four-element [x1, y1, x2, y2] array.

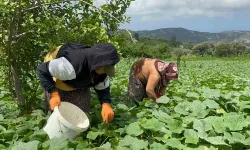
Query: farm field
[[0, 58, 250, 150]]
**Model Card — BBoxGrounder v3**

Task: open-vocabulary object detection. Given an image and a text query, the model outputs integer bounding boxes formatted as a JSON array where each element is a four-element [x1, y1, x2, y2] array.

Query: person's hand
[[156, 93, 162, 98], [50, 91, 61, 110], [101, 103, 114, 123], [154, 93, 163, 104]]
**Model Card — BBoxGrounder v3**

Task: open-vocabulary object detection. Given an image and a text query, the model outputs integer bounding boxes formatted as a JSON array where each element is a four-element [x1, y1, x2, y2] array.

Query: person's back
[[128, 57, 178, 105]]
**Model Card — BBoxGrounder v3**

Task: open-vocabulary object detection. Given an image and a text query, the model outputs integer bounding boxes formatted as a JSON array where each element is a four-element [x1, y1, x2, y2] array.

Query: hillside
[[130, 28, 250, 46]]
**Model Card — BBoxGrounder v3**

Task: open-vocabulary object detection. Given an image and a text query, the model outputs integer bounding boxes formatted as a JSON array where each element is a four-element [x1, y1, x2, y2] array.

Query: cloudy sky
[[94, 0, 250, 32]]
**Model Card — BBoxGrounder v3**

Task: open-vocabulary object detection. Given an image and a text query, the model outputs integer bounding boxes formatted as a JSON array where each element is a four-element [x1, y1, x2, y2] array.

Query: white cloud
[[93, 0, 250, 21]]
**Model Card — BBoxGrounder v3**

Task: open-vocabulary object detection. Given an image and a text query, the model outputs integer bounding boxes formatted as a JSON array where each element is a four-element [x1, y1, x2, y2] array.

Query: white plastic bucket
[[43, 102, 90, 140]]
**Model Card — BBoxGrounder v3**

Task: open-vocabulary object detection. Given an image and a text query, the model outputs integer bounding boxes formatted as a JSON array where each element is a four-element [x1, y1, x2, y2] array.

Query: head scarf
[[155, 60, 178, 87]]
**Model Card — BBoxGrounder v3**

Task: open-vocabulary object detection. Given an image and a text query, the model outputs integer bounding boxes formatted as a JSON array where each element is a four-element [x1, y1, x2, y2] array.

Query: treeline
[[120, 33, 250, 59]]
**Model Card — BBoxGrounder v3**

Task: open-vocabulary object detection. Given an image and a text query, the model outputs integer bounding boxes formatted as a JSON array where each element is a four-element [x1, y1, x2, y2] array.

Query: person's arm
[[159, 80, 169, 95], [146, 74, 160, 101], [37, 62, 56, 93], [94, 75, 114, 123], [37, 57, 76, 110], [94, 75, 111, 104]]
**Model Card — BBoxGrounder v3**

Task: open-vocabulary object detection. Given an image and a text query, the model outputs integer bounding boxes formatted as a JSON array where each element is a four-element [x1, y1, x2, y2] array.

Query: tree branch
[[21, 0, 135, 43]]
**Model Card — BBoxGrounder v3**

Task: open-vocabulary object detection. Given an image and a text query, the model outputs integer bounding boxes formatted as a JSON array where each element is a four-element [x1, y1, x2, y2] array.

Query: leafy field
[[1, 58, 250, 150]]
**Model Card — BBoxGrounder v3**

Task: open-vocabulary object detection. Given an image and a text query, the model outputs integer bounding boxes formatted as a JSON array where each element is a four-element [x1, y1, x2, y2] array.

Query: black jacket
[[37, 43, 119, 104]]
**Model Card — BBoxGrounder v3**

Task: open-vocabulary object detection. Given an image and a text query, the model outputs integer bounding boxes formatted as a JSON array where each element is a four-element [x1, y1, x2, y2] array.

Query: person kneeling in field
[[37, 43, 119, 123], [127, 58, 178, 106]]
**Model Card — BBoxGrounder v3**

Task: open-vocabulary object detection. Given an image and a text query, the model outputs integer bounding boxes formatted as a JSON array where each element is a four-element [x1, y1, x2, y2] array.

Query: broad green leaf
[[119, 135, 148, 150], [100, 142, 112, 149], [144, 101, 159, 108], [223, 132, 234, 144], [190, 100, 206, 110], [17, 126, 30, 136], [139, 118, 165, 131], [136, 112, 146, 118], [0, 114, 3, 121], [156, 96, 170, 104], [184, 129, 199, 145], [197, 145, 218, 150], [186, 91, 200, 98], [166, 118, 184, 134], [12, 140, 40, 150], [150, 142, 167, 150], [183, 116, 197, 125], [2, 129, 15, 141], [173, 96, 183, 101], [203, 100, 220, 109], [115, 146, 131, 150], [29, 129, 48, 142], [126, 122, 143, 136], [205, 116, 224, 133], [190, 101, 208, 118], [201, 88, 220, 99], [174, 101, 190, 115], [238, 101, 250, 110], [163, 138, 185, 149], [117, 104, 129, 111], [152, 109, 170, 121], [205, 136, 228, 146], [223, 112, 248, 131], [47, 137, 69, 150], [193, 119, 212, 139], [87, 131, 104, 140]]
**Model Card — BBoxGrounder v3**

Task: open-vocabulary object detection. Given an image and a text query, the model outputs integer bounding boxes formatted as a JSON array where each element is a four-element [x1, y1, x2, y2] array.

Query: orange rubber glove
[[49, 91, 61, 110], [101, 103, 114, 123]]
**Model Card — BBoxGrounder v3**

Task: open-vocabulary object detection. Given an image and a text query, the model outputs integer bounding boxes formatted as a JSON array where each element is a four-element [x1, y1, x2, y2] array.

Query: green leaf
[[205, 116, 224, 133], [119, 135, 148, 150], [174, 101, 190, 115], [87, 131, 104, 140], [152, 109, 170, 121], [223, 132, 234, 144], [144, 100, 159, 108], [47, 137, 69, 150], [139, 118, 165, 131], [0, 114, 3, 121], [29, 129, 48, 142], [12, 140, 40, 150], [205, 136, 228, 146], [193, 119, 212, 139], [17, 126, 30, 136], [156, 96, 170, 104], [117, 104, 129, 111], [100, 142, 112, 149], [190, 101, 208, 118], [150, 142, 167, 150], [163, 138, 185, 149], [184, 129, 199, 145], [2, 129, 15, 141], [126, 122, 143, 136], [166, 118, 184, 134], [223, 112, 248, 131], [201, 88, 220, 99], [203, 100, 220, 109], [186, 91, 200, 99]]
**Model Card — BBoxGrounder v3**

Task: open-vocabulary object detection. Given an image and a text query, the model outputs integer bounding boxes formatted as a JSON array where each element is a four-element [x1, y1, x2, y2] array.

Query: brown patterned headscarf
[[155, 60, 178, 87]]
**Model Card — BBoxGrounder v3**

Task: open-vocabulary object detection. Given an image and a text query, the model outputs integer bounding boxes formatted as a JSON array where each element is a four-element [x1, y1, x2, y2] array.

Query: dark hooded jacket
[[37, 43, 120, 104]]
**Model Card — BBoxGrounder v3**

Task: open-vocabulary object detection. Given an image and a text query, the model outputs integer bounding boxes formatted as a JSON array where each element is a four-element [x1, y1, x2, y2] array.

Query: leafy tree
[[0, 0, 133, 112], [133, 32, 139, 41], [184, 40, 194, 49], [230, 42, 246, 56], [192, 42, 215, 56], [214, 41, 231, 57]]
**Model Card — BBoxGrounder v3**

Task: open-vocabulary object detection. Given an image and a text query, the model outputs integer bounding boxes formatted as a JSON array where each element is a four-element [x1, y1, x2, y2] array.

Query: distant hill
[[128, 28, 250, 46]]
